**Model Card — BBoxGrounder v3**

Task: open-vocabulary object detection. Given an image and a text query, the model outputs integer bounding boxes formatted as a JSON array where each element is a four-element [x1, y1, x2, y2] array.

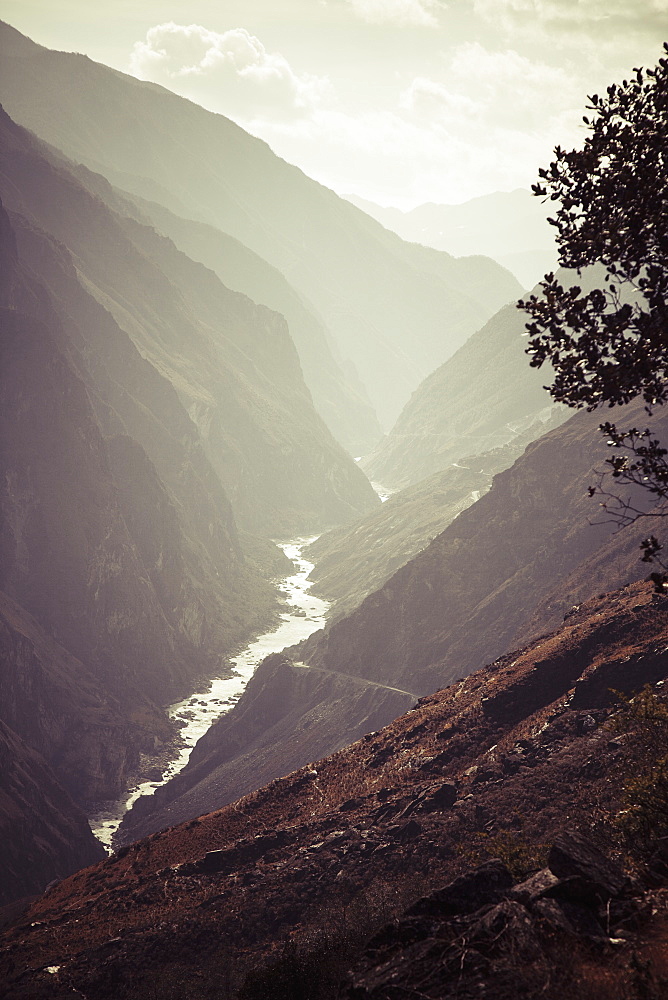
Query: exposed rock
[[418, 781, 458, 811], [571, 647, 668, 709], [177, 835, 296, 876], [548, 831, 628, 899], [510, 867, 560, 905], [532, 896, 608, 940], [407, 859, 514, 918]]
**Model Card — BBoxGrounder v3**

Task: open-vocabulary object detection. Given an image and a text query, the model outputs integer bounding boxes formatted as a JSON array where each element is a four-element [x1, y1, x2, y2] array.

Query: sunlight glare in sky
[[2, 0, 667, 206]]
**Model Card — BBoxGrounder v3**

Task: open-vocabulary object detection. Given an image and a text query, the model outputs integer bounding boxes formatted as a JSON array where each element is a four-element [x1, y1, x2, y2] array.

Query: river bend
[[89, 537, 329, 850]]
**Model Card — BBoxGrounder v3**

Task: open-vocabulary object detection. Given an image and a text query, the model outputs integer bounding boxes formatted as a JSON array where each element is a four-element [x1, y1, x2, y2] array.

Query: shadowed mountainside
[[116, 190, 381, 455], [0, 106, 378, 536], [0, 718, 105, 909], [0, 292, 196, 705], [0, 592, 170, 806], [0, 239, 183, 900]]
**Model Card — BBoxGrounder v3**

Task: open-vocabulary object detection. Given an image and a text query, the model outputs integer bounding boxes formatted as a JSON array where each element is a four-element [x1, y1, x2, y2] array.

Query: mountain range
[[362, 294, 564, 491], [0, 20, 520, 435]]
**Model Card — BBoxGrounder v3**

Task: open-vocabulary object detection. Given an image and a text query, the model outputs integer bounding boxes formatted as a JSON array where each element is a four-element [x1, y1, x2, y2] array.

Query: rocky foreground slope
[[3, 580, 668, 998]]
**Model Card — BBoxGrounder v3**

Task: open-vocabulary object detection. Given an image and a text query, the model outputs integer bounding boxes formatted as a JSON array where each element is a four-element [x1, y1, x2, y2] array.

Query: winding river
[[89, 538, 330, 850]]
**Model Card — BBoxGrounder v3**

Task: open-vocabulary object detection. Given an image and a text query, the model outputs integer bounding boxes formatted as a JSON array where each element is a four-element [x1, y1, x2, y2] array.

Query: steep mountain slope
[[363, 300, 564, 490], [306, 403, 666, 698], [0, 592, 167, 804], [308, 420, 564, 621], [0, 230, 192, 897], [119, 654, 416, 842], [6, 209, 280, 658], [0, 107, 378, 536], [308, 464, 491, 621], [0, 719, 105, 908], [0, 296, 194, 704], [3, 580, 668, 998], [118, 191, 381, 454], [1, 144, 284, 665], [0, 21, 521, 430]]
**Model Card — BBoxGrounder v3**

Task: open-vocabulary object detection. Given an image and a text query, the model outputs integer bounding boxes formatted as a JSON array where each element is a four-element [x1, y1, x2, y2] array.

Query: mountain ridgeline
[[0, 107, 378, 536], [347, 188, 558, 289]]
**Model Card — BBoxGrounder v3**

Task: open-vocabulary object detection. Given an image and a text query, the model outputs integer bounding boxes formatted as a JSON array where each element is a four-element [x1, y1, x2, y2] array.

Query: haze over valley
[[1, 8, 668, 998]]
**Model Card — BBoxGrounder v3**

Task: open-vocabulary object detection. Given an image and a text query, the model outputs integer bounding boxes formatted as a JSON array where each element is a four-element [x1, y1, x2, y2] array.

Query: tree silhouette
[[520, 44, 668, 586]]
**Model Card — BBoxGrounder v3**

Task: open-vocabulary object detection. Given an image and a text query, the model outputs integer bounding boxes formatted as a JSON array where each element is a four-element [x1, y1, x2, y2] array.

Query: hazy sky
[[2, 1, 667, 207]]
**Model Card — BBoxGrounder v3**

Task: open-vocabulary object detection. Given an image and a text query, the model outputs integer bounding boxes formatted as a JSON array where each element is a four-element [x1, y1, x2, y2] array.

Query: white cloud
[[342, 42, 587, 203], [130, 23, 330, 118], [471, 0, 668, 63], [448, 42, 581, 125], [126, 16, 666, 209], [345, 0, 441, 26], [400, 77, 482, 118], [222, 35, 590, 206], [246, 100, 575, 208], [398, 43, 584, 154]]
